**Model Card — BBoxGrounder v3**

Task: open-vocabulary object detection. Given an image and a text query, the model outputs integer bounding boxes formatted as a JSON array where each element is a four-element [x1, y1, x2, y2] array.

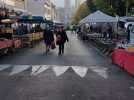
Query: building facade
[[57, 7, 65, 23], [14, 0, 25, 10], [64, 0, 71, 24], [44, 0, 51, 19], [51, 3, 57, 21], [0, 0, 58, 20], [44, 0, 57, 20], [75, 0, 81, 10], [75, 0, 86, 10], [0, 0, 25, 10], [26, 0, 46, 17]]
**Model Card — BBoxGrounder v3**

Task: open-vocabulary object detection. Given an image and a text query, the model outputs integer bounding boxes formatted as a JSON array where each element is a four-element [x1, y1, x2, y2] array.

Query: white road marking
[[31, 65, 49, 76], [10, 65, 31, 75], [52, 66, 69, 76], [0, 65, 109, 79], [31, 65, 41, 75], [130, 86, 134, 90], [90, 66, 108, 79], [72, 66, 88, 78], [0, 65, 11, 71]]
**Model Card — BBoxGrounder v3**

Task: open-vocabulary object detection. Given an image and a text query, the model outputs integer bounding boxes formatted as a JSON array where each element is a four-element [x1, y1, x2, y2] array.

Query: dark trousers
[[59, 43, 64, 54]]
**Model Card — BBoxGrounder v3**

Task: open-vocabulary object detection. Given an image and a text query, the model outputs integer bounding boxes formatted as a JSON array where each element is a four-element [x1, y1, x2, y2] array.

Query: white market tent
[[119, 16, 134, 22], [80, 10, 117, 25]]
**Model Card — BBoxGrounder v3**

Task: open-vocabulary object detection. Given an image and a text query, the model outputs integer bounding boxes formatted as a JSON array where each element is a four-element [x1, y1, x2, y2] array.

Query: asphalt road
[[0, 31, 134, 100]]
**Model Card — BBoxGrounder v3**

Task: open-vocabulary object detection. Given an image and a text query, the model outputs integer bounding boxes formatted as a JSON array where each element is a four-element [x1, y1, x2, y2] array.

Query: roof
[[19, 16, 46, 23], [80, 10, 117, 24], [119, 16, 134, 22]]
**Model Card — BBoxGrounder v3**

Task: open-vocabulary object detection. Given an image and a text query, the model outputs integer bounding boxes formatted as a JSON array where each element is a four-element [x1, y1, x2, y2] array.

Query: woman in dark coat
[[57, 27, 69, 55], [43, 28, 54, 54]]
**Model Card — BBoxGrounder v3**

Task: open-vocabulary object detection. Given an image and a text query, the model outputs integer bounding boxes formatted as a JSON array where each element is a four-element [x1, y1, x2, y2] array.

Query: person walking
[[56, 27, 69, 55], [43, 27, 54, 55], [127, 24, 133, 43]]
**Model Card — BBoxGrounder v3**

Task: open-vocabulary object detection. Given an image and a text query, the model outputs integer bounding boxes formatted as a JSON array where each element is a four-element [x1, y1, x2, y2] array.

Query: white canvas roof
[[80, 10, 117, 24], [119, 16, 134, 22]]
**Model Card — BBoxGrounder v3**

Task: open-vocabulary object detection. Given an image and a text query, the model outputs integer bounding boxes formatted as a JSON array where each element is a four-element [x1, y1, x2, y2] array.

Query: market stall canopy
[[41, 20, 54, 29], [13, 8, 27, 13], [19, 15, 46, 23], [80, 10, 117, 24], [54, 22, 64, 27], [119, 16, 134, 22], [125, 22, 134, 28], [19, 11, 29, 17], [53, 20, 64, 27], [45, 20, 53, 25]]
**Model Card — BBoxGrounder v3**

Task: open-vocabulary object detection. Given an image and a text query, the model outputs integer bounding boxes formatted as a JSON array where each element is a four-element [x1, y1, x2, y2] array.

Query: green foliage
[[72, 2, 90, 25], [123, 0, 134, 15], [123, 0, 134, 6], [71, 0, 134, 25], [92, 0, 134, 16], [93, 0, 115, 16]]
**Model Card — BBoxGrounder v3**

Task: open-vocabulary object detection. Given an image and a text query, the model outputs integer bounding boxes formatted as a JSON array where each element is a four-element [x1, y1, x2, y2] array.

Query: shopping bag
[[56, 35, 61, 45], [51, 42, 56, 49]]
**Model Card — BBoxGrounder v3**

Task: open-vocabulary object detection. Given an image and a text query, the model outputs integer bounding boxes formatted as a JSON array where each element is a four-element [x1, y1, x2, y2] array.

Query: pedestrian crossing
[[0, 65, 109, 79], [10, 65, 30, 75], [0, 65, 11, 71], [52, 66, 69, 77]]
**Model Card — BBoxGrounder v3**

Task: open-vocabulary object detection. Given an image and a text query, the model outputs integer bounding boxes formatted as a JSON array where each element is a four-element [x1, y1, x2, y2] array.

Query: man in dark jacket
[[57, 27, 69, 55], [43, 28, 54, 54]]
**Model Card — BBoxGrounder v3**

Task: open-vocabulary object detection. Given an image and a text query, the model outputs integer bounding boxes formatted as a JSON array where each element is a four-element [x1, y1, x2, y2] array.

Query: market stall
[[15, 15, 46, 47], [112, 19, 134, 76], [0, 19, 22, 54], [79, 10, 117, 24], [118, 16, 134, 43], [79, 10, 117, 41], [0, 7, 22, 55]]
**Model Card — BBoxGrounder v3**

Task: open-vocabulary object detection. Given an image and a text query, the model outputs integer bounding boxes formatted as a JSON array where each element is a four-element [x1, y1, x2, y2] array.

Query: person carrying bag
[[56, 34, 61, 45], [43, 28, 54, 55], [56, 27, 69, 55]]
